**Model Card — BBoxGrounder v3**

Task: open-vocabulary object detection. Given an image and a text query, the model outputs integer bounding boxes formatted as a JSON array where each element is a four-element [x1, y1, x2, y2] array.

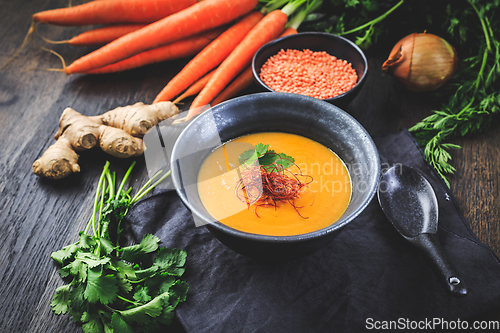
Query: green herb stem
[[116, 295, 142, 306], [95, 174, 108, 256], [337, 0, 404, 36], [87, 162, 110, 235], [131, 170, 171, 204], [131, 170, 162, 203], [116, 161, 136, 199], [128, 277, 148, 284], [106, 171, 114, 201], [470, 0, 491, 52]]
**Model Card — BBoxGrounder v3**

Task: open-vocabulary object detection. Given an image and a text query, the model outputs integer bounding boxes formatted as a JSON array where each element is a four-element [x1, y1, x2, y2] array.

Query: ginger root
[[33, 102, 179, 180]]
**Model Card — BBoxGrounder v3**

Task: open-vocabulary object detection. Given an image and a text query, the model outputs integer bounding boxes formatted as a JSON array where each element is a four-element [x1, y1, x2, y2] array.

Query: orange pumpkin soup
[[197, 132, 351, 236]]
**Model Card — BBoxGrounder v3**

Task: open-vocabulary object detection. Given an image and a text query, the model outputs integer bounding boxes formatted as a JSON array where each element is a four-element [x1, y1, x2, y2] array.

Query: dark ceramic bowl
[[252, 32, 368, 108], [171, 92, 379, 261]]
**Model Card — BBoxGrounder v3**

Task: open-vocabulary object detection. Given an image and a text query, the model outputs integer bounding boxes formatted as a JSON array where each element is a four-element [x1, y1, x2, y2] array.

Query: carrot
[[212, 67, 253, 106], [86, 28, 224, 74], [33, 0, 197, 26], [210, 27, 298, 106], [65, 0, 259, 75], [279, 27, 298, 37], [38, 24, 148, 46], [188, 9, 289, 114], [153, 11, 263, 103], [173, 70, 216, 104]]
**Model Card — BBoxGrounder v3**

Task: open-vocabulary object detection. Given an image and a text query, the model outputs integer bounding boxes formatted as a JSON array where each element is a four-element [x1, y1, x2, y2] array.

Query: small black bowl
[[170, 92, 380, 262], [252, 32, 368, 108]]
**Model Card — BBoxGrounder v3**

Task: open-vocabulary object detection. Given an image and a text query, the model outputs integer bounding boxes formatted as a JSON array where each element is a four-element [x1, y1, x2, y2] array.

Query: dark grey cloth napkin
[[124, 129, 500, 332]]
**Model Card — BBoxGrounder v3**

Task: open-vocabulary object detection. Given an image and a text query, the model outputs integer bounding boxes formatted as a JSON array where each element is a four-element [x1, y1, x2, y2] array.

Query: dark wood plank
[[448, 129, 500, 256]]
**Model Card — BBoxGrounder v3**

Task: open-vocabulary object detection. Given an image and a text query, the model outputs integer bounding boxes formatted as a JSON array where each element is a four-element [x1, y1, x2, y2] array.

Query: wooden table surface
[[1, 0, 499, 332]]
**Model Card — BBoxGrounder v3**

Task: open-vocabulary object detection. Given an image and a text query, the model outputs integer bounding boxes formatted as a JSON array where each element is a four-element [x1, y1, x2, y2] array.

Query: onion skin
[[382, 32, 458, 92]]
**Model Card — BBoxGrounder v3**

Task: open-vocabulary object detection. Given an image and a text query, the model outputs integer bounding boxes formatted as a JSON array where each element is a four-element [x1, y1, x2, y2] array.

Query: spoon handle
[[409, 233, 468, 297]]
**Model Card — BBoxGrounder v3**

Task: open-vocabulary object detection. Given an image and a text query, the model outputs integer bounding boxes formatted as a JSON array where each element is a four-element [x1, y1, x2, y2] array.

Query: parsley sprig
[[238, 143, 295, 171], [50, 161, 188, 333]]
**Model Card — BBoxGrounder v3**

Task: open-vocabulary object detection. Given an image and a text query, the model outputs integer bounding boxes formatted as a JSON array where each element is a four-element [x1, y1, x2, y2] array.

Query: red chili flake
[[259, 49, 358, 99]]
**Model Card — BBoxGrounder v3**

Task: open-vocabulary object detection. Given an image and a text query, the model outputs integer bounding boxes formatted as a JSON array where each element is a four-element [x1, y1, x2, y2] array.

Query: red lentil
[[259, 48, 358, 99]]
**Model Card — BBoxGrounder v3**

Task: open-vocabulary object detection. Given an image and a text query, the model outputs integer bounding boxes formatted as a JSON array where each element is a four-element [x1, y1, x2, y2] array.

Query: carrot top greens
[[310, 0, 500, 186]]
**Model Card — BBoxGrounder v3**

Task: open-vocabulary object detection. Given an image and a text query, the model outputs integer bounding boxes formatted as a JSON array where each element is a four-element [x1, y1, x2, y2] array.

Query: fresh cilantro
[[50, 162, 188, 332], [120, 234, 160, 263], [133, 286, 152, 303], [144, 274, 176, 296], [239, 143, 295, 171], [68, 259, 88, 283], [51, 284, 71, 315], [51, 243, 78, 264], [76, 252, 110, 268], [111, 313, 135, 333], [84, 268, 119, 304], [154, 247, 187, 276], [118, 293, 165, 325]]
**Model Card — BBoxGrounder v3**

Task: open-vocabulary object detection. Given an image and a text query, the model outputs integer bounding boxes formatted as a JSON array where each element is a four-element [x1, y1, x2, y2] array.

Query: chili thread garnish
[[236, 152, 314, 218]]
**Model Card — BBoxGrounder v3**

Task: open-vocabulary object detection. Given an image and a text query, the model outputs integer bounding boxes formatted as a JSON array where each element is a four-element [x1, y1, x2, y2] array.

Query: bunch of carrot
[[22, 0, 323, 110]]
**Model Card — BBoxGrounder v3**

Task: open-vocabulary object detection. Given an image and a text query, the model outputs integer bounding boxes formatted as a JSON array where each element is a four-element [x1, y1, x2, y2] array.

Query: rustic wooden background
[[1, 0, 499, 332]]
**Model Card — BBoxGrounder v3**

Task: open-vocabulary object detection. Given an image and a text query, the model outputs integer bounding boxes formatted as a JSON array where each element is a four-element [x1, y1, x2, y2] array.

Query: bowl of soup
[[171, 92, 379, 261]]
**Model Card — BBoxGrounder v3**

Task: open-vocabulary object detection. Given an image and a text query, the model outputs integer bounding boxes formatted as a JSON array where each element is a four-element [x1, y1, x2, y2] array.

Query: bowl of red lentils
[[252, 32, 368, 107]]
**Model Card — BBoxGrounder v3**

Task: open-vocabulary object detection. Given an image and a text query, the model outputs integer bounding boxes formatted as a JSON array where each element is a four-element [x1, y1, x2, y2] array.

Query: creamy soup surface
[[197, 132, 351, 236]]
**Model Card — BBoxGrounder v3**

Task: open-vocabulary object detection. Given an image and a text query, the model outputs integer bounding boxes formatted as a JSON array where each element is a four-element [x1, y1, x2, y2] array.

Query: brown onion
[[382, 32, 458, 92]]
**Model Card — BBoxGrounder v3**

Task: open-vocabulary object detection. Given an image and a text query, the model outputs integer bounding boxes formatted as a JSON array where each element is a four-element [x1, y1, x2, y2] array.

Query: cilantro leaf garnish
[[239, 143, 295, 171], [238, 143, 270, 166], [49, 162, 188, 332]]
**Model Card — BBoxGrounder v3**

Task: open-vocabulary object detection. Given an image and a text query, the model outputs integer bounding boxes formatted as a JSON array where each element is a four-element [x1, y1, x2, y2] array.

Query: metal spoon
[[377, 164, 468, 297]]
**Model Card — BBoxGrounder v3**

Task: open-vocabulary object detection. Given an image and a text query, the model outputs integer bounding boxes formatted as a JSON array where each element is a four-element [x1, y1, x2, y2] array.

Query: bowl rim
[[251, 31, 369, 102], [171, 92, 380, 243]]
